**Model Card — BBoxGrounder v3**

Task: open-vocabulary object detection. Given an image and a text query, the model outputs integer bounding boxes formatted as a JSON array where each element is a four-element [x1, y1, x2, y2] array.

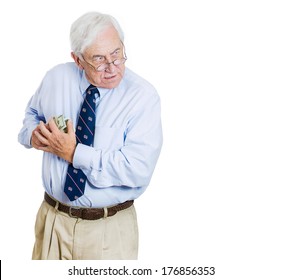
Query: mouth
[[104, 74, 117, 80]]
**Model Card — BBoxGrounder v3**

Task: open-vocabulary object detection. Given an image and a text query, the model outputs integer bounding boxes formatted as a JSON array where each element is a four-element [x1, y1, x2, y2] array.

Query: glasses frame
[[79, 43, 127, 72]]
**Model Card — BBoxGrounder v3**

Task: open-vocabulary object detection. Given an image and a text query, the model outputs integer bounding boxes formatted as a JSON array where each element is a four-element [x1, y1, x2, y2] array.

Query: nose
[[105, 61, 116, 73]]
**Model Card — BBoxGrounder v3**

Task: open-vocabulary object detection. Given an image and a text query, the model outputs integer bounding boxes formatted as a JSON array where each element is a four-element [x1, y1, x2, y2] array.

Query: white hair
[[70, 11, 124, 54]]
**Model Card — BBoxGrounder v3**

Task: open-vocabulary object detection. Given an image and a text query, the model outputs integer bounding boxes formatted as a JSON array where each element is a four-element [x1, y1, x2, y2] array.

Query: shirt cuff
[[73, 143, 102, 171]]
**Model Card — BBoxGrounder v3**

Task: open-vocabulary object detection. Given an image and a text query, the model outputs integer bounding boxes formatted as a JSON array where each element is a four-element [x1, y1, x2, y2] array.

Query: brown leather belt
[[44, 192, 134, 220]]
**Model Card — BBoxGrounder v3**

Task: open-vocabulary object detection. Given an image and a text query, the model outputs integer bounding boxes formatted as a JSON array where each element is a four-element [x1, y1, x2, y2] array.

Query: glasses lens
[[96, 58, 127, 72], [96, 64, 107, 71], [113, 58, 125, 66]]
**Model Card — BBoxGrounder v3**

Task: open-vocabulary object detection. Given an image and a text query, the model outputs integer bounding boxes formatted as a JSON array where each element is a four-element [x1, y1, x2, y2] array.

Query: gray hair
[[70, 11, 124, 55]]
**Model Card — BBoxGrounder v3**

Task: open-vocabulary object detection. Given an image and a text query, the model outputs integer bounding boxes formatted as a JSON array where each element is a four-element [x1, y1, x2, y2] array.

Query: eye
[[112, 49, 121, 58], [93, 56, 105, 63]]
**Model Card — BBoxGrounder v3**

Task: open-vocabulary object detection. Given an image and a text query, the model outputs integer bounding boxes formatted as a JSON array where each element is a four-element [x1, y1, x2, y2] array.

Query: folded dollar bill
[[53, 115, 68, 133]]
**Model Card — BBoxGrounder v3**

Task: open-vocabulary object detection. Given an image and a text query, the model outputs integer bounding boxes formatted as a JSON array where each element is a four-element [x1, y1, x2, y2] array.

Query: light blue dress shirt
[[18, 62, 163, 207]]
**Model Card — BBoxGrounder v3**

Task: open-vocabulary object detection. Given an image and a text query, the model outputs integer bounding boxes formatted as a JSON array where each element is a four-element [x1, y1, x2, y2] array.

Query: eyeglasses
[[79, 48, 127, 72]]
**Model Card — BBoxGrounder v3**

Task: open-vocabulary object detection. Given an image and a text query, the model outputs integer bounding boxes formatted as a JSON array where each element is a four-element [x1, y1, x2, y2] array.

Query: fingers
[[31, 121, 51, 149], [46, 119, 58, 133], [35, 130, 49, 145], [66, 119, 74, 135], [31, 134, 43, 149], [31, 127, 48, 149]]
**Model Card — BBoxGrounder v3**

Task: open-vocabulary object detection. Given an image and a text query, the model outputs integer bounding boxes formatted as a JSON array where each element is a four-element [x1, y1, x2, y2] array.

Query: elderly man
[[18, 11, 162, 260]]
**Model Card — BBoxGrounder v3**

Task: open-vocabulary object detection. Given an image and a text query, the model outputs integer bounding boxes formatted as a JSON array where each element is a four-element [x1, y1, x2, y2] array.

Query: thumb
[[66, 119, 75, 134]]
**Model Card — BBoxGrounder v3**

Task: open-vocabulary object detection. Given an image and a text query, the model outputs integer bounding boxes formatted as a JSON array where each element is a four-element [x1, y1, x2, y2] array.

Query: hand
[[31, 119, 76, 163], [31, 122, 49, 149]]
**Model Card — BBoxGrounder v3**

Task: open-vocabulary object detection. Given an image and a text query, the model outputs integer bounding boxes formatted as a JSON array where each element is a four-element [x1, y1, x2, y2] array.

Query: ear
[[71, 52, 84, 70]]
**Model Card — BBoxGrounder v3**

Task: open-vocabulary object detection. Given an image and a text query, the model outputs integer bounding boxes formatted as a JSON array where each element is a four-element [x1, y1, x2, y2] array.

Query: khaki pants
[[32, 201, 138, 260]]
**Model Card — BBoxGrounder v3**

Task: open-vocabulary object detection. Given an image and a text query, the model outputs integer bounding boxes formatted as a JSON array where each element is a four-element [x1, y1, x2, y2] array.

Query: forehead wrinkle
[[88, 46, 122, 60]]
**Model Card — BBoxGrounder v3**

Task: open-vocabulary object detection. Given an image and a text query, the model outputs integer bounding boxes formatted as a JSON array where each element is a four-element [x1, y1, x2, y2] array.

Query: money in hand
[[53, 115, 68, 133]]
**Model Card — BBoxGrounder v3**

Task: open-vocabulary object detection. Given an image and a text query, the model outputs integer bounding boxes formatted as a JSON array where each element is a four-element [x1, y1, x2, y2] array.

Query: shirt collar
[[79, 70, 91, 95]]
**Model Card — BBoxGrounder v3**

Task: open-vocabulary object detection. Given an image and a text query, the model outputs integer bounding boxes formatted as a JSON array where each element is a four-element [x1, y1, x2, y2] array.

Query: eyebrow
[[91, 47, 121, 59]]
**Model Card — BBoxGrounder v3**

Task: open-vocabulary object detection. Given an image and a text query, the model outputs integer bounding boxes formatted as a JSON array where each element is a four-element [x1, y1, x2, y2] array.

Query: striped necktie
[[64, 85, 100, 201]]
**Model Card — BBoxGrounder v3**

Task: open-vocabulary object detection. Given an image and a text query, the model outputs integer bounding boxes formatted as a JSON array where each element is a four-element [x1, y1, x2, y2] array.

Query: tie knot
[[86, 85, 100, 100]]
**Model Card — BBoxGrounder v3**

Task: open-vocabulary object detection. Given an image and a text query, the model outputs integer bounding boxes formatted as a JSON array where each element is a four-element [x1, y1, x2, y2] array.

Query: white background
[[1, 0, 282, 279]]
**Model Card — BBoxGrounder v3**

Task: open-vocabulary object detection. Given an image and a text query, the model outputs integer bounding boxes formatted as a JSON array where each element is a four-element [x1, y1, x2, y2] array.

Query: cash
[[53, 115, 68, 133]]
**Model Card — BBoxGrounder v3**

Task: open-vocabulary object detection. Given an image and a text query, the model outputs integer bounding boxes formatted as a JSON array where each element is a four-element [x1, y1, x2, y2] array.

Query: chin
[[102, 77, 122, 89]]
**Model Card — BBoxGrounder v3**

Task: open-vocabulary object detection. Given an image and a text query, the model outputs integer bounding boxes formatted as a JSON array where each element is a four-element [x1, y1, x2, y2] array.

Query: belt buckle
[[69, 206, 81, 218]]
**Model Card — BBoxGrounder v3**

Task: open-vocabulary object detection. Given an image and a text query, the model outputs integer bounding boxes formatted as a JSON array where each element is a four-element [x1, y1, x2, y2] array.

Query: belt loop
[[103, 207, 108, 219], [55, 200, 59, 211]]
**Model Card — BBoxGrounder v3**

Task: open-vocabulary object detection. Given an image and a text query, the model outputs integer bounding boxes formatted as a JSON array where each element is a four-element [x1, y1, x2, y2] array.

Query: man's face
[[73, 26, 126, 89]]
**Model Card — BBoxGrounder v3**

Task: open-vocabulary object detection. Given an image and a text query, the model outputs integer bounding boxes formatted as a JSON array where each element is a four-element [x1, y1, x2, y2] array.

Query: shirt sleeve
[[18, 83, 45, 148], [73, 91, 163, 188]]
